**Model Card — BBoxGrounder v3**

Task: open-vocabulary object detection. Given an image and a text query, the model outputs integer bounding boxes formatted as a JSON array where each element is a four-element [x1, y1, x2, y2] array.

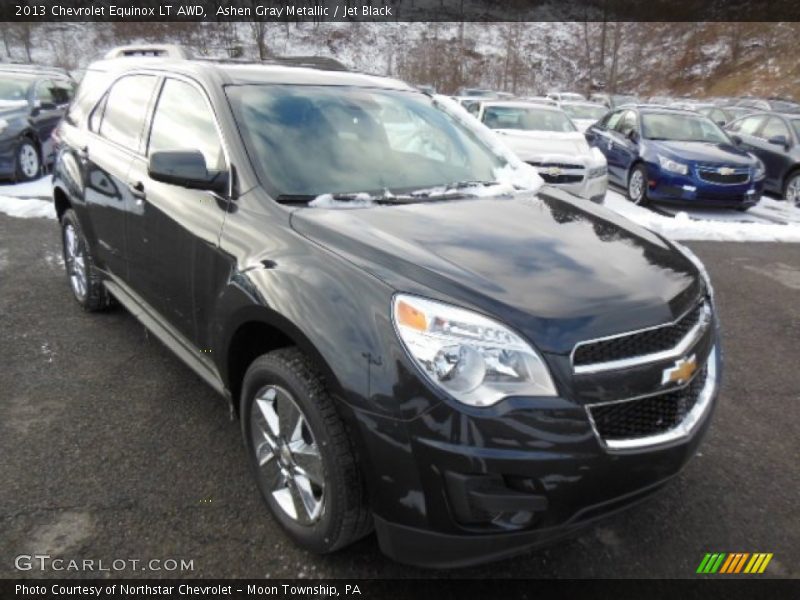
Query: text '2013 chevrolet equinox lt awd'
[[52, 55, 721, 568]]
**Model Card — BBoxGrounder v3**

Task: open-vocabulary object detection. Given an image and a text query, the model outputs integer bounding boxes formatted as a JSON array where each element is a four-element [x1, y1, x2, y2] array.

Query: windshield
[[226, 85, 505, 198], [791, 119, 800, 138], [561, 104, 606, 120], [0, 75, 32, 103], [641, 113, 730, 143], [772, 100, 800, 113], [561, 93, 585, 101], [481, 105, 576, 132]]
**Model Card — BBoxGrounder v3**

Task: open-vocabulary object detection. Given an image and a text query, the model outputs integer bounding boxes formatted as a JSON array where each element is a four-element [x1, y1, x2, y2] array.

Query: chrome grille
[[696, 166, 750, 185], [572, 301, 709, 372], [589, 366, 707, 441]]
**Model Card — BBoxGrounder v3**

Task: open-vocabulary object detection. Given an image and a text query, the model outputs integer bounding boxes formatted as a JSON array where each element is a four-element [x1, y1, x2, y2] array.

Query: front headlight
[[657, 154, 689, 175], [588, 164, 607, 178], [672, 241, 714, 301], [392, 294, 557, 407], [753, 159, 766, 181]]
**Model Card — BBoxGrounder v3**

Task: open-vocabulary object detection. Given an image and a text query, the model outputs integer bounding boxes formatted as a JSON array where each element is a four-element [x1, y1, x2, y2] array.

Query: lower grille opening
[[589, 366, 708, 441]]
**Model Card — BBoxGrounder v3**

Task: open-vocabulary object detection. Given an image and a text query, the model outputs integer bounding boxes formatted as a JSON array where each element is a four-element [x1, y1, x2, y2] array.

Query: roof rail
[[103, 44, 191, 59], [196, 55, 349, 72]]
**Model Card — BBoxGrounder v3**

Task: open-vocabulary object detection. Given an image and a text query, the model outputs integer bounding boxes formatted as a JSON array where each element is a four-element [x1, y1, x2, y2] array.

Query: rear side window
[[759, 117, 790, 141], [734, 115, 766, 136], [147, 78, 224, 171], [98, 75, 159, 152], [615, 110, 638, 135], [66, 70, 110, 126], [36, 78, 74, 105], [602, 110, 623, 130]]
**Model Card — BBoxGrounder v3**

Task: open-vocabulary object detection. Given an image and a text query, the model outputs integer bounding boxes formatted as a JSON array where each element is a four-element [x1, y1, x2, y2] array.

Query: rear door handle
[[128, 181, 146, 201]]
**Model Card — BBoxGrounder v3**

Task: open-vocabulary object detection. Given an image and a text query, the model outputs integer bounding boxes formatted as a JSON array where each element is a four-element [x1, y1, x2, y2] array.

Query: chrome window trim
[[586, 345, 717, 452], [571, 301, 710, 374]]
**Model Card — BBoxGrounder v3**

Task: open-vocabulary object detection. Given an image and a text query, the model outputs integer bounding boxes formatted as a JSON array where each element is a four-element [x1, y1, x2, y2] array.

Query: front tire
[[15, 139, 41, 182], [241, 348, 372, 553], [784, 172, 800, 208], [60, 209, 112, 311], [627, 164, 650, 206]]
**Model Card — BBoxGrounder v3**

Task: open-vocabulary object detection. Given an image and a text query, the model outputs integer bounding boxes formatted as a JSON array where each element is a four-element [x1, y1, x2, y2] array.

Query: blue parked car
[[585, 106, 766, 210]]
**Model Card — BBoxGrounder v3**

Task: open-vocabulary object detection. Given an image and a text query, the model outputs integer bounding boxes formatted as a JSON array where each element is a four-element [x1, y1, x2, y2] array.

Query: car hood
[[492, 129, 591, 161], [290, 189, 702, 354], [648, 140, 755, 165]]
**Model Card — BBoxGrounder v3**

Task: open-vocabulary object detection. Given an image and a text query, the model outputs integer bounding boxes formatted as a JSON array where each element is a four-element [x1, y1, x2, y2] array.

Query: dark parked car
[[585, 105, 765, 210], [52, 54, 721, 567], [0, 64, 75, 181], [725, 112, 800, 206]]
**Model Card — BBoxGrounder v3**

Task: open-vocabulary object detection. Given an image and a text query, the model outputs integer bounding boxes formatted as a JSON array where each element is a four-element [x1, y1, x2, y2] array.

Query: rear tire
[[60, 209, 112, 311], [15, 139, 40, 182], [784, 171, 800, 208], [241, 347, 372, 553], [627, 164, 650, 206]]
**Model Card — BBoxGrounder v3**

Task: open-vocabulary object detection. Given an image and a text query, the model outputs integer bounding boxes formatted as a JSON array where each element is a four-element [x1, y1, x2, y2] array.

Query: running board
[[103, 279, 230, 400]]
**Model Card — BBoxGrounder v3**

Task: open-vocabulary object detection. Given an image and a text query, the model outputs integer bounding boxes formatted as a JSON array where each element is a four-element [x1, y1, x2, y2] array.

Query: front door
[[125, 77, 230, 343]]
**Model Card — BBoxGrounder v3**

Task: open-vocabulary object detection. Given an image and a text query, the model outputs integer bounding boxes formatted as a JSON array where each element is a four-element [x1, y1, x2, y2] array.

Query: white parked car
[[476, 101, 608, 203]]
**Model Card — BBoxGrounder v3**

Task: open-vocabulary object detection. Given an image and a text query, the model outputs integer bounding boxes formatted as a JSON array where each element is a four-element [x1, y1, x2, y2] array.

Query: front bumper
[[354, 328, 721, 567], [646, 163, 764, 208]]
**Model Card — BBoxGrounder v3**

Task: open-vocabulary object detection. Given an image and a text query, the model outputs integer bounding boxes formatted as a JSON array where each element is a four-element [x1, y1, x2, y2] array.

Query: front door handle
[[128, 181, 146, 201]]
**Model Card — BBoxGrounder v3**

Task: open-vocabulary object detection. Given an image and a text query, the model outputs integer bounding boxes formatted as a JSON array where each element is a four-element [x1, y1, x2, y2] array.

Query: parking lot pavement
[[1, 212, 798, 579]]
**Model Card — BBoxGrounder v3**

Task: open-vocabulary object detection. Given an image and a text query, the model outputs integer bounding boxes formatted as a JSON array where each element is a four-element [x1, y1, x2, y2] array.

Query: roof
[[558, 100, 606, 107], [85, 56, 413, 91]]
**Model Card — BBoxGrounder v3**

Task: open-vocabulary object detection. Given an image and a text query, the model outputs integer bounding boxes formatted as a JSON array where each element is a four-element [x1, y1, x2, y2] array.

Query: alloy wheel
[[63, 224, 87, 300], [787, 175, 800, 208], [629, 170, 645, 204], [250, 385, 325, 525], [18, 143, 39, 179]]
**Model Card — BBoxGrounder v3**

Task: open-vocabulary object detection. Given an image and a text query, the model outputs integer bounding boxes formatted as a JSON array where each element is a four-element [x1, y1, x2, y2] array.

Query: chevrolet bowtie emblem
[[662, 355, 698, 385], [542, 166, 562, 176], [718, 167, 735, 176]]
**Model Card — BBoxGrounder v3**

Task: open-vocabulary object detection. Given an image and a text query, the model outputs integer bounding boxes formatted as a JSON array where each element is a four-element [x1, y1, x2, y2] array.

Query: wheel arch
[[53, 185, 71, 221], [221, 306, 346, 416]]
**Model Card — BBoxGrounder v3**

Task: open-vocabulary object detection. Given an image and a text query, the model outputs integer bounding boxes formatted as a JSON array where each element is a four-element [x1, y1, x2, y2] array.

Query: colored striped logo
[[696, 553, 773, 574]]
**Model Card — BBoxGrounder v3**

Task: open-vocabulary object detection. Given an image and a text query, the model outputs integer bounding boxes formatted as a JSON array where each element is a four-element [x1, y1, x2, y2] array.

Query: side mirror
[[730, 134, 742, 145], [626, 129, 639, 143], [148, 150, 228, 194], [716, 120, 726, 127], [767, 134, 789, 148]]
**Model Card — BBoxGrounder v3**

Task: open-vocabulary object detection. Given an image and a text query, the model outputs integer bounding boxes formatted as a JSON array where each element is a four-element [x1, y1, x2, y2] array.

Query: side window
[[760, 117, 790, 141], [35, 80, 55, 104], [603, 110, 623, 130], [616, 110, 638, 136], [49, 79, 75, 105], [737, 116, 766, 136], [147, 79, 224, 171], [99, 75, 159, 152]]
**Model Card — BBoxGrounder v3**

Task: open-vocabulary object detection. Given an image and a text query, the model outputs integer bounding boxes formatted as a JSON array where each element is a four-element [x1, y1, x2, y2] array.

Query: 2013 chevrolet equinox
[[52, 55, 721, 568]]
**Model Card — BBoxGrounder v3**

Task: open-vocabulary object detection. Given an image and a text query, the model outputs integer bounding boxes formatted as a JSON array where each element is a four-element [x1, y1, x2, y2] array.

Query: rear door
[[745, 116, 793, 191], [81, 74, 160, 278], [585, 110, 623, 182], [125, 76, 230, 343], [610, 109, 640, 181]]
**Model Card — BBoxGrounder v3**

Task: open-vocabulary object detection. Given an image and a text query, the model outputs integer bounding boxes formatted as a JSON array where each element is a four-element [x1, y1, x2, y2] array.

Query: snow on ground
[[603, 190, 800, 242], [0, 176, 55, 219]]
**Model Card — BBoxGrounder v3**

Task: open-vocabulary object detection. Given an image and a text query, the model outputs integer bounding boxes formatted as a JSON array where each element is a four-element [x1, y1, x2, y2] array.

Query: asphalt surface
[[0, 213, 798, 579]]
